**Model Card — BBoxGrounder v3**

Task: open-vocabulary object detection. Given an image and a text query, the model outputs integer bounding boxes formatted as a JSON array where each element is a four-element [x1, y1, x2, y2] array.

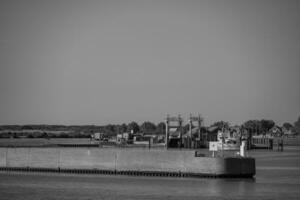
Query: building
[[116, 132, 132, 144], [92, 132, 104, 140], [268, 126, 282, 137]]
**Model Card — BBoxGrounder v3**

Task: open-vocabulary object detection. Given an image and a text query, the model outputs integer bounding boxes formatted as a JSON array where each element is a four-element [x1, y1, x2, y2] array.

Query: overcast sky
[[0, 0, 299, 126]]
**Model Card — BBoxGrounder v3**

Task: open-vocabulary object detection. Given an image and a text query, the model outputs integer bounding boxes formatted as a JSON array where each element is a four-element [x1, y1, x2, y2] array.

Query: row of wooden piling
[[0, 166, 253, 178]]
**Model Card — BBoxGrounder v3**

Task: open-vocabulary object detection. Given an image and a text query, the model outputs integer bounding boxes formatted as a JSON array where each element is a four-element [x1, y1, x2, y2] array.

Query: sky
[[0, 0, 300, 126]]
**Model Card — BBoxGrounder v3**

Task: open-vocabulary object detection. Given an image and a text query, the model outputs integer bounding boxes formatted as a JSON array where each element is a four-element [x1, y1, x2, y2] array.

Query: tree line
[[0, 116, 299, 138]]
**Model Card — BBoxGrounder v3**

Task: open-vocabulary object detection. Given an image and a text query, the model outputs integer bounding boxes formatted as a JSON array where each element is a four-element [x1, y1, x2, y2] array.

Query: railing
[[251, 137, 273, 149]]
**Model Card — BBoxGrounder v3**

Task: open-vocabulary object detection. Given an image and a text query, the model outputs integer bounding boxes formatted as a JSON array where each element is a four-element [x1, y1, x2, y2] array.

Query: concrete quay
[[0, 148, 255, 178]]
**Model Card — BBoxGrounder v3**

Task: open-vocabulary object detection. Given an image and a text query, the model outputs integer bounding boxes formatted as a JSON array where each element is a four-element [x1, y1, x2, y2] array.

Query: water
[[0, 146, 300, 199]]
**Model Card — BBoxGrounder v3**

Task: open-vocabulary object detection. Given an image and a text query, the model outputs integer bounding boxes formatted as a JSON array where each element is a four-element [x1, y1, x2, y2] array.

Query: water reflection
[[180, 146, 300, 199], [203, 178, 256, 197], [0, 144, 300, 199]]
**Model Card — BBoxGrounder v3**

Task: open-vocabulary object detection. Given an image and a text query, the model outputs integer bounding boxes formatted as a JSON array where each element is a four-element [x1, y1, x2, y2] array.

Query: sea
[[0, 142, 299, 200]]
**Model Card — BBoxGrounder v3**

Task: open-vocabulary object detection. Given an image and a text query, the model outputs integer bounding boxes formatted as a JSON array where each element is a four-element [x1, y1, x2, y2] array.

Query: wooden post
[[5, 148, 8, 167], [189, 115, 192, 149], [178, 115, 182, 149], [198, 114, 202, 148], [165, 116, 169, 149]]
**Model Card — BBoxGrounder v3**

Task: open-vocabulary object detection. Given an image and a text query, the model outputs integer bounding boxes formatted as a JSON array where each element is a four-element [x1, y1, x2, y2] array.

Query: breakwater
[[0, 148, 255, 178]]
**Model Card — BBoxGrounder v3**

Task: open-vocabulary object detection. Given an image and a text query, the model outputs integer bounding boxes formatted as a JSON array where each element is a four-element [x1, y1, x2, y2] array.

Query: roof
[[170, 131, 180, 137], [183, 127, 210, 137], [207, 126, 221, 132], [169, 128, 178, 132]]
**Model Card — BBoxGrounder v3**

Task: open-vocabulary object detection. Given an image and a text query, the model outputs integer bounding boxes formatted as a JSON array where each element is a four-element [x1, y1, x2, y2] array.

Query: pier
[[0, 147, 255, 178]]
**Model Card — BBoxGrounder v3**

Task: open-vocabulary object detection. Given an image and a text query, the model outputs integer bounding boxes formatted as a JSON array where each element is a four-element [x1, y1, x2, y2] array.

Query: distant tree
[[113, 125, 121, 134], [22, 125, 33, 130], [42, 132, 48, 138], [156, 122, 166, 135], [260, 119, 275, 132], [282, 122, 293, 130], [243, 120, 260, 129], [212, 121, 229, 130], [12, 132, 18, 138], [294, 116, 300, 135], [127, 121, 140, 134], [120, 123, 128, 133], [140, 121, 156, 133], [59, 133, 70, 138], [243, 120, 261, 134], [105, 124, 116, 134]]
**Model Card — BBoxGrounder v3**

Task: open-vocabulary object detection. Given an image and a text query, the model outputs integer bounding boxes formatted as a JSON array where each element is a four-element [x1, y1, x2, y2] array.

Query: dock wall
[[0, 148, 255, 178]]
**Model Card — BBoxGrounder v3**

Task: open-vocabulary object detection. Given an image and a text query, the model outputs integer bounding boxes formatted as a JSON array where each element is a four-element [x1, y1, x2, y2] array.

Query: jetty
[[0, 147, 255, 178]]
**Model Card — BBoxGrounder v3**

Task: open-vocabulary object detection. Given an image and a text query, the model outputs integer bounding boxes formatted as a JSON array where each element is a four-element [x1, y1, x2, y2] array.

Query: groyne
[[0, 148, 255, 178]]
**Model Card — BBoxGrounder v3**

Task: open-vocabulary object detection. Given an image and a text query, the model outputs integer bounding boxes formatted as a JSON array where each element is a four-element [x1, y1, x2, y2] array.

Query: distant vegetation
[[0, 123, 165, 139], [0, 125, 102, 138], [294, 116, 300, 135], [0, 116, 299, 138]]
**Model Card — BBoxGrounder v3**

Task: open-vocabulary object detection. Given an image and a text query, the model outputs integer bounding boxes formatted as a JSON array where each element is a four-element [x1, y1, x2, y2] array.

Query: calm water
[[0, 146, 300, 200]]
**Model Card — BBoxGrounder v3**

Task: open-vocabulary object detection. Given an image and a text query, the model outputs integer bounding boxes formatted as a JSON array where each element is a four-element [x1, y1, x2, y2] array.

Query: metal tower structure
[[165, 114, 183, 149]]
